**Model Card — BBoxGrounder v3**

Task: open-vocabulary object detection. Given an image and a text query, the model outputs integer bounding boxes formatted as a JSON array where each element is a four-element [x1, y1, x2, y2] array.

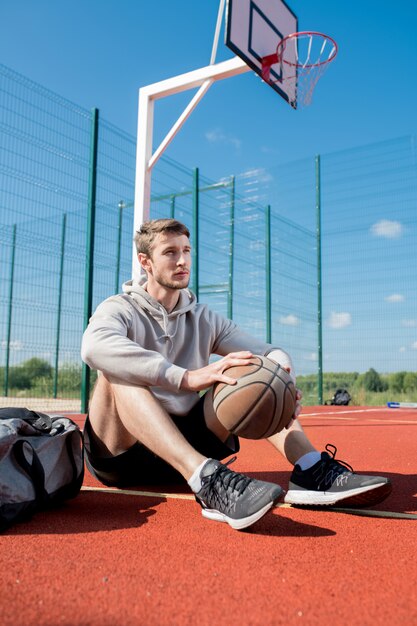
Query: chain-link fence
[[251, 139, 417, 404], [1, 63, 416, 410], [0, 64, 317, 409]]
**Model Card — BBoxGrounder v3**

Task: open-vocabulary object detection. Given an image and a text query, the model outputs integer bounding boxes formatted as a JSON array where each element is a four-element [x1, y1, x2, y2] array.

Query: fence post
[[81, 108, 99, 413], [265, 205, 272, 343], [170, 194, 175, 218], [53, 213, 67, 398], [228, 176, 235, 320], [192, 168, 199, 298], [316, 155, 323, 405], [4, 224, 17, 397], [115, 200, 124, 294]]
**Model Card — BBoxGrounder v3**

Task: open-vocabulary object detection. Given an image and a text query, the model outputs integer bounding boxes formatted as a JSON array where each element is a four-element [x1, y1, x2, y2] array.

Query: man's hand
[[181, 351, 255, 392], [293, 387, 303, 420]]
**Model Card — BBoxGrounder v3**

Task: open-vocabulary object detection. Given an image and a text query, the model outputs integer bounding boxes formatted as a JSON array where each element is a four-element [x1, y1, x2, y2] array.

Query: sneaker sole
[[201, 498, 280, 530], [285, 481, 392, 507]]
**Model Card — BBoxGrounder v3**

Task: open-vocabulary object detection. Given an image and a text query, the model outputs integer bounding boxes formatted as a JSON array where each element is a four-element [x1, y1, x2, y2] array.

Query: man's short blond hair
[[134, 219, 190, 257]]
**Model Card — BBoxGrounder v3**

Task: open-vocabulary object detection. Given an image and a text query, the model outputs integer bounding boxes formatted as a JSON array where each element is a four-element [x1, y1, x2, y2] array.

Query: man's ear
[[138, 253, 151, 273]]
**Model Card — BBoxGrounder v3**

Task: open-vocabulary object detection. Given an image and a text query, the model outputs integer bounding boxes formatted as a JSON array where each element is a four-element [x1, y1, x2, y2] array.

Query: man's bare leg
[[267, 419, 316, 465], [88, 375, 206, 481], [87, 375, 284, 530], [203, 388, 317, 466]]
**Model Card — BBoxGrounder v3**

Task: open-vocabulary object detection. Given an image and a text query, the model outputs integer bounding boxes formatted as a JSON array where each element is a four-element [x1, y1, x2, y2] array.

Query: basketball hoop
[[262, 31, 338, 108]]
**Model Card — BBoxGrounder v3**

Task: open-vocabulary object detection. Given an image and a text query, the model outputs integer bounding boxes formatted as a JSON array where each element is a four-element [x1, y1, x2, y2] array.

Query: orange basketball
[[204, 355, 297, 439]]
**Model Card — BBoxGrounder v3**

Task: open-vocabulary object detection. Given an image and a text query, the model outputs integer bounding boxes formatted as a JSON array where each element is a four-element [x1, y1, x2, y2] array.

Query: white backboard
[[225, 0, 298, 107]]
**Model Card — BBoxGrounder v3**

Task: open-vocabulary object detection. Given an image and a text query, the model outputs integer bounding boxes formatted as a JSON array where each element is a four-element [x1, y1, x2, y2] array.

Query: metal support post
[[4, 224, 17, 396], [53, 213, 66, 398], [81, 108, 99, 414], [170, 195, 176, 218], [192, 168, 199, 298], [228, 176, 235, 319], [265, 205, 272, 343], [115, 201, 124, 294], [316, 155, 323, 404]]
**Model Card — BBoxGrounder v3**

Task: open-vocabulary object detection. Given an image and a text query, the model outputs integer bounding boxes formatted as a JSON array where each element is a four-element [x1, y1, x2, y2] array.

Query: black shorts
[[83, 395, 239, 487]]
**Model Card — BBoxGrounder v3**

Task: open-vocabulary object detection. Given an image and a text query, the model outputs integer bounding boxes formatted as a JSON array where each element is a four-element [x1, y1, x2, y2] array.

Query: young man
[[81, 219, 391, 530]]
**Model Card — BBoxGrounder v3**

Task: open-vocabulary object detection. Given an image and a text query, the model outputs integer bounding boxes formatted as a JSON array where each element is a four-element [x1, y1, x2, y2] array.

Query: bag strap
[[0, 407, 52, 433], [12, 440, 48, 503]]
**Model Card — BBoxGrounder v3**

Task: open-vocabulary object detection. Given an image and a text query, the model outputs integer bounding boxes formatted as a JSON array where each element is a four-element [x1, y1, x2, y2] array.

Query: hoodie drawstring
[[158, 306, 181, 353]]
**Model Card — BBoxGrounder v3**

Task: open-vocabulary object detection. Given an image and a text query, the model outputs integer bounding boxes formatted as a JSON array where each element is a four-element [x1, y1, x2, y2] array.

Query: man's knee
[[88, 374, 139, 455]]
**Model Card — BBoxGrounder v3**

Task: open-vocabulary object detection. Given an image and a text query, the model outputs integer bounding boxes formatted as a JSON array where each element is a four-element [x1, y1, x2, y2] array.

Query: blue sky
[[1, 0, 416, 375], [2, 0, 417, 179]]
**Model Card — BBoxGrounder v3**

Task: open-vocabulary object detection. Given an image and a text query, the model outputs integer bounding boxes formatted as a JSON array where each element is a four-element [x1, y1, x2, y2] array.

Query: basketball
[[204, 355, 297, 440]]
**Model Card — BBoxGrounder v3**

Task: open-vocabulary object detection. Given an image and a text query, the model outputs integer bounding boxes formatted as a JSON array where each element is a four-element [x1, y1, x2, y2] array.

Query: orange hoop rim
[[276, 31, 338, 69]]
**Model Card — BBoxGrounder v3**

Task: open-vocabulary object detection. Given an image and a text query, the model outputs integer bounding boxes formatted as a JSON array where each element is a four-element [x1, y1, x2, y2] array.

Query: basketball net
[[262, 31, 338, 109]]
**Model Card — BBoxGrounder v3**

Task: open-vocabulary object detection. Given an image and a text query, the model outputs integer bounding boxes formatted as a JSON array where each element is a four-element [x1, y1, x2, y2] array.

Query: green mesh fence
[[93, 119, 137, 306], [252, 140, 417, 404], [148, 164, 318, 399], [318, 138, 417, 403], [0, 64, 317, 410], [0, 65, 91, 410], [1, 63, 415, 410]]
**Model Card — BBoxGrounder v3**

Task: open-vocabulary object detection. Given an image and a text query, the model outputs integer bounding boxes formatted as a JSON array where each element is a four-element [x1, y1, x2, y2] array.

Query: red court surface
[[1, 406, 416, 626]]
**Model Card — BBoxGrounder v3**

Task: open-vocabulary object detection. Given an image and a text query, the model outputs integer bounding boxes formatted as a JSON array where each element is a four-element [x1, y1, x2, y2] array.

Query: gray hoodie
[[81, 276, 290, 415]]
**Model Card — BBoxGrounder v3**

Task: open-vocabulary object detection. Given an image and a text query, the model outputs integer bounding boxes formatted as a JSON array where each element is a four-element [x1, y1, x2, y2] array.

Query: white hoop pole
[[132, 56, 249, 280], [210, 0, 226, 65], [148, 79, 213, 171]]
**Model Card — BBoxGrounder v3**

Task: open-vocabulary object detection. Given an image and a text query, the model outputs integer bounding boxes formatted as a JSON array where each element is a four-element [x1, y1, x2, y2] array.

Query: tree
[[8, 367, 32, 390], [389, 371, 407, 394], [8, 358, 53, 391], [21, 358, 53, 379], [403, 372, 417, 394], [363, 368, 387, 392]]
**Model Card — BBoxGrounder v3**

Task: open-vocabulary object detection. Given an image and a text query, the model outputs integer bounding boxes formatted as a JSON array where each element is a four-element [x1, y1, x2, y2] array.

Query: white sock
[[296, 450, 321, 471], [187, 458, 211, 493]]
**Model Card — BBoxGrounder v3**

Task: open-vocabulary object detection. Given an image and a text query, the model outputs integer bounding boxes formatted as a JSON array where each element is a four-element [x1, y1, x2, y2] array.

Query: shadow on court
[[2, 492, 163, 536]]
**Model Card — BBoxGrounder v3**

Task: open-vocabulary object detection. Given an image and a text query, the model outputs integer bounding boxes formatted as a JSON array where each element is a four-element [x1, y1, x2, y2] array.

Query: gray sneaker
[[285, 444, 392, 507], [195, 457, 284, 530]]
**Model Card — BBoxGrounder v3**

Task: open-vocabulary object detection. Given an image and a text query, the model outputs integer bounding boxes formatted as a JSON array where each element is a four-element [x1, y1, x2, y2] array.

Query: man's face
[[140, 232, 191, 290]]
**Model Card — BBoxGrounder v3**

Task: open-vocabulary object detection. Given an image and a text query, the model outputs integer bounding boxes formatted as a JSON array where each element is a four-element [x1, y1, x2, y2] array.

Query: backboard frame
[[225, 0, 298, 107]]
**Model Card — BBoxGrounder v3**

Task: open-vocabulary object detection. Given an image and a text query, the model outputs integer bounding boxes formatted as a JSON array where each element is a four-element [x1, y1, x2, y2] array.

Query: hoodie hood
[[122, 277, 196, 350]]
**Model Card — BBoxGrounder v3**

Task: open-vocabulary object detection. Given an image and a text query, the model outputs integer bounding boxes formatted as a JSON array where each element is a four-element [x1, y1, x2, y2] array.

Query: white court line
[[302, 415, 417, 425], [301, 409, 417, 424], [81, 486, 417, 520], [366, 418, 417, 425], [302, 415, 359, 421], [302, 408, 396, 417], [307, 506, 417, 520]]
